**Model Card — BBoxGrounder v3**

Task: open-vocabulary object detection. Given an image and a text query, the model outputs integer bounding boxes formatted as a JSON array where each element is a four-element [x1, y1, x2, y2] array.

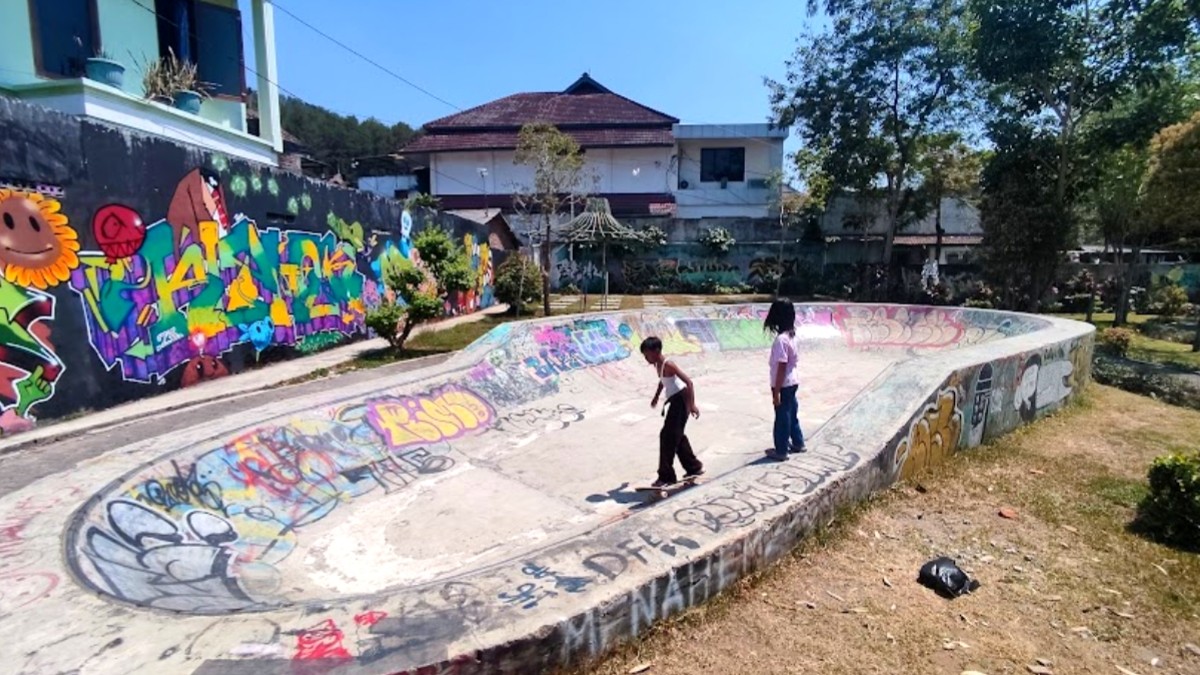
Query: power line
[[272, 0, 462, 112]]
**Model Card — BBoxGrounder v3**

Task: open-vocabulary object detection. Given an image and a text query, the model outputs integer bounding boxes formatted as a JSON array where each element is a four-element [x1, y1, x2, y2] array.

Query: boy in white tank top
[[640, 337, 704, 487]]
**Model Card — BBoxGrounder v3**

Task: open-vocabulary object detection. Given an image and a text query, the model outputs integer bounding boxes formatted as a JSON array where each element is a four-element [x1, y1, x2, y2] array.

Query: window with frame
[[700, 147, 745, 183], [29, 0, 98, 78], [154, 0, 245, 98]]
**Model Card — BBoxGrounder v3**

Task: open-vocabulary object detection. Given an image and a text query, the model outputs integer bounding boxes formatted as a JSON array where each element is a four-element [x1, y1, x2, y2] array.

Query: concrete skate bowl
[[48, 303, 1090, 674]]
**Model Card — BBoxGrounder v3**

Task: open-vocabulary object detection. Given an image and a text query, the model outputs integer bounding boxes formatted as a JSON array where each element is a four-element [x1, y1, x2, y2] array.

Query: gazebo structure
[[559, 197, 642, 311]]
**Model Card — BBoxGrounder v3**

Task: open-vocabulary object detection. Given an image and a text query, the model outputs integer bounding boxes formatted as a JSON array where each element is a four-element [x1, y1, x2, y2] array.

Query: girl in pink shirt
[[765, 299, 805, 461]]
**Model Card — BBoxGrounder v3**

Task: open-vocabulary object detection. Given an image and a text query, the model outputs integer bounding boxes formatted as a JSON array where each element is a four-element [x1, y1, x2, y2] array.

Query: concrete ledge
[[0, 304, 1092, 674]]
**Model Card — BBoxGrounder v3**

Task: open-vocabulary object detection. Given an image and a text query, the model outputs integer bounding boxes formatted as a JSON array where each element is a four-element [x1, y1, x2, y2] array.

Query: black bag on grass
[[918, 557, 980, 598]]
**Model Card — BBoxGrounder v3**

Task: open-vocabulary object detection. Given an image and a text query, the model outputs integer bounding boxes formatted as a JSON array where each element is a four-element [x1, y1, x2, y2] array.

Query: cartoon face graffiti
[[238, 318, 275, 354], [0, 189, 80, 290], [179, 355, 230, 388], [1013, 353, 1074, 422], [400, 210, 414, 257], [91, 204, 146, 262], [167, 168, 229, 247]]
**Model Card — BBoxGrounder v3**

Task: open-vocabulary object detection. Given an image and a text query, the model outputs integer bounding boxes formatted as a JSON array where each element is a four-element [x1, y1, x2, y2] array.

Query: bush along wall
[[0, 97, 500, 435]]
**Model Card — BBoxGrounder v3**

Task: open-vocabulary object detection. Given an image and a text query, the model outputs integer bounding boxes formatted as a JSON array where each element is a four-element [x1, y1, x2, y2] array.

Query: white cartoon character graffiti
[[1013, 353, 1073, 422]]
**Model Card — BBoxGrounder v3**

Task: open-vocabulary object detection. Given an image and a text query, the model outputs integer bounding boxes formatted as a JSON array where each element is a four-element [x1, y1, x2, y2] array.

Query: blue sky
[[248, 0, 814, 154]]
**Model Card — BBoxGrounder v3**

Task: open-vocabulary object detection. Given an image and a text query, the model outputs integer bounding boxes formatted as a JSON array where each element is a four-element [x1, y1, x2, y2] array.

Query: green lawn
[[1059, 312, 1200, 371]]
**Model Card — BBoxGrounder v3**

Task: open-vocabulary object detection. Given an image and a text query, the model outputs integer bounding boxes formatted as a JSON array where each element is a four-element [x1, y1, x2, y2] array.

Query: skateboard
[[634, 476, 703, 500]]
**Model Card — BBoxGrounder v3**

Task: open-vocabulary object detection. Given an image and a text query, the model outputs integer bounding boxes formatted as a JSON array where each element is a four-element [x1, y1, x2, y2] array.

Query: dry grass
[[573, 386, 1200, 675]]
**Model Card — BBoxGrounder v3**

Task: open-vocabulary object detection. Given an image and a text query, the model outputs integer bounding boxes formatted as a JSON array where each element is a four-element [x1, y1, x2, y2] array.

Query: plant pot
[[172, 90, 203, 114], [84, 58, 125, 89], [149, 94, 173, 106]]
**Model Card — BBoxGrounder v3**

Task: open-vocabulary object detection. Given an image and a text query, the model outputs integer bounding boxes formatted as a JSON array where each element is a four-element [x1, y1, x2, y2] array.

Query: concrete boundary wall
[[1, 304, 1091, 674]]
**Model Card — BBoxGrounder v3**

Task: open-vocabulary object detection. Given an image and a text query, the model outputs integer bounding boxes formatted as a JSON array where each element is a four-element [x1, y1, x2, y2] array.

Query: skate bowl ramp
[[1, 304, 1091, 674]]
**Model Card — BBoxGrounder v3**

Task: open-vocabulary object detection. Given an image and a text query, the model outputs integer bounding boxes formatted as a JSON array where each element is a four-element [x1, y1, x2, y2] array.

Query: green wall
[[0, 4, 38, 88], [96, 0, 160, 96]]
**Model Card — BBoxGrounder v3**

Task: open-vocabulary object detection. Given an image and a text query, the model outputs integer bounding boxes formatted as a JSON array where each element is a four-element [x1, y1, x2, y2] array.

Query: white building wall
[[357, 175, 418, 198], [669, 122, 787, 219], [431, 147, 672, 195]]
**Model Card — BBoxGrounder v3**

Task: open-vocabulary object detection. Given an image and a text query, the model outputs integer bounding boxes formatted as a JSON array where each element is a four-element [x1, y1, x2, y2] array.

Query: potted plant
[[84, 47, 126, 88], [167, 52, 210, 114], [141, 56, 173, 105], [142, 50, 210, 114]]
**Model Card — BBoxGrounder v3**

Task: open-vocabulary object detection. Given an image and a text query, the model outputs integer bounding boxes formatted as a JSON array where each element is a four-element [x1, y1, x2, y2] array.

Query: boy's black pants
[[659, 391, 702, 483]]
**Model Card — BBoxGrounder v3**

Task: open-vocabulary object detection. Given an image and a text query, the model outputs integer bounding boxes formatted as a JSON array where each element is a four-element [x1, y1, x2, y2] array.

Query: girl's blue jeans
[[774, 385, 805, 454]]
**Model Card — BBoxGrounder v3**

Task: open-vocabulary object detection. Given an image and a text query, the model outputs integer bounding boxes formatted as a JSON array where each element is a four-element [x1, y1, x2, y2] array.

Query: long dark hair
[[764, 299, 796, 335]]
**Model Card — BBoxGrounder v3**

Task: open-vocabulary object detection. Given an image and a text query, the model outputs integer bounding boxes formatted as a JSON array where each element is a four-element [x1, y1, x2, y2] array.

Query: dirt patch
[[573, 386, 1200, 675]]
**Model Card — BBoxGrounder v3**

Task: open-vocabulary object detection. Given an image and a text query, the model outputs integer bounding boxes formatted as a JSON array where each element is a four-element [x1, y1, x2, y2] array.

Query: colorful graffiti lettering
[[69, 185, 367, 382], [523, 319, 632, 380], [836, 305, 969, 349], [364, 385, 494, 450], [894, 387, 963, 481]]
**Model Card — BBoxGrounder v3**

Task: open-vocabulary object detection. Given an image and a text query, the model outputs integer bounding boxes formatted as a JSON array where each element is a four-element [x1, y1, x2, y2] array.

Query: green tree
[[914, 134, 986, 262], [1143, 111, 1200, 350], [278, 96, 417, 181], [413, 225, 476, 297], [1088, 146, 1151, 324], [513, 123, 593, 316], [767, 156, 830, 296], [971, 0, 1195, 305], [977, 127, 1075, 310], [494, 254, 543, 314], [768, 0, 974, 283], [365, 257, 440, 351]]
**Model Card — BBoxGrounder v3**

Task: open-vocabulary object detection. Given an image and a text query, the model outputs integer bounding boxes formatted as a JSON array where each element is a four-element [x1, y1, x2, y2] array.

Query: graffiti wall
[[551, 242, 823, 294], [0, 96, 500, 433]]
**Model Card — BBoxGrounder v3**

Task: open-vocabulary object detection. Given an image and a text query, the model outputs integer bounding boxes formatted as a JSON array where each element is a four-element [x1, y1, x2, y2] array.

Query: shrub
[[640, 225, 668, 248], [1150, 281, 1190, 317], [495, 254, 543, 312], [365, 302, 406, 350], [1098, 327, 1135, 357], [698, 227, 736, 255], [1140, 316, 1196, 344], [1135, 451, 1200, 551], [1092, 356, 1200, 411]]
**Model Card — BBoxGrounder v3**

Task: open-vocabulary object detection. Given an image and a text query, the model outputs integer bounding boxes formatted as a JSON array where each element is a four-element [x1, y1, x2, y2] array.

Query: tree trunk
[[541, 216, 552, 317], [775, 220, 786, 297], [1115, 245, 1140, 327], [601, 243, 609, 311], [934, 197, 944, 263], [397, 318, 416, 352]]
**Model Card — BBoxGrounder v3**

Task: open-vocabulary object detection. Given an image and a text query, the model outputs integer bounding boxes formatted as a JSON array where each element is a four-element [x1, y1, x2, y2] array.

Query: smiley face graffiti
[[0, 189, 81, 290]]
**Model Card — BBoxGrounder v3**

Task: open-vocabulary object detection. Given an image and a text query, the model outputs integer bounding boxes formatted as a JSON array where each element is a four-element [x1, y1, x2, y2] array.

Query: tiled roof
[[422, 92, 678, 130], [403, 128, 674, 153], [403, 75, 678, 153]]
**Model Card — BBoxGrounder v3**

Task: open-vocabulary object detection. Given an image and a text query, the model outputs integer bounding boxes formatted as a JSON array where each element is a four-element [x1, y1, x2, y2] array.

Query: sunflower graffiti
[[0, 189, 80, 290], [0, 189, 78, 433]]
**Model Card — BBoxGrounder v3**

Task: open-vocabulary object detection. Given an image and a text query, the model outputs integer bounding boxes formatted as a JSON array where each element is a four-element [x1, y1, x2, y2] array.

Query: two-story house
[[400, 74, 788, 223], [2, 0, 284, 166]]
